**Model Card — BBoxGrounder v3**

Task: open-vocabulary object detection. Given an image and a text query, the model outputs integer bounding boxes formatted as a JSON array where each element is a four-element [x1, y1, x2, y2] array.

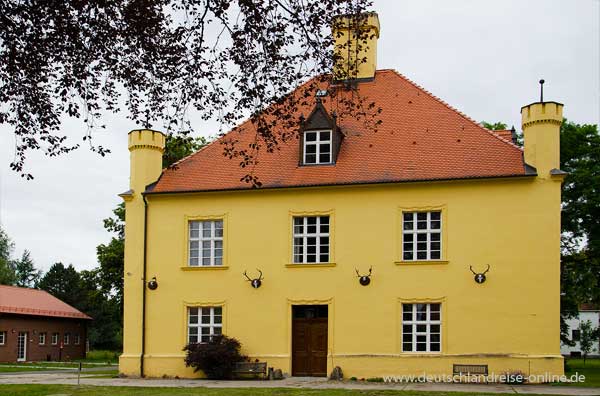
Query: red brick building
[[0, 285, 91, 362]]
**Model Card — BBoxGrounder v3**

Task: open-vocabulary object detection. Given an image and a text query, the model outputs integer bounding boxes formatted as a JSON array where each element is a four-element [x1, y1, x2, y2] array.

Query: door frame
[[17, 332, 27, 362], [287, 298, 333, 376]]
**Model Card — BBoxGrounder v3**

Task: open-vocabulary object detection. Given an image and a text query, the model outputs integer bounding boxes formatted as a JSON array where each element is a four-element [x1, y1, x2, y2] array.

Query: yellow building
[[119, 12, 565, 380]]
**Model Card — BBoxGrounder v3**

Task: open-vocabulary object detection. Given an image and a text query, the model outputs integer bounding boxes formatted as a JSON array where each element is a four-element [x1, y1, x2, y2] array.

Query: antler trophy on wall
[[355, 267, 373, 286], [243, 269, 264, 289], [469, 265, 490, 284]]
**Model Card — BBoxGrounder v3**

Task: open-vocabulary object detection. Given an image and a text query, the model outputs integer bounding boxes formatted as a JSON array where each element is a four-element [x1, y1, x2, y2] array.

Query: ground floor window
[[63, 333, 70, 345], [188, 307, 222, 344], [51, 333, 59, 345], [0, 331, 5, 345], [39, 332, 46, 345], [74, 334, 80, 345], [402, 303, 441, 352]]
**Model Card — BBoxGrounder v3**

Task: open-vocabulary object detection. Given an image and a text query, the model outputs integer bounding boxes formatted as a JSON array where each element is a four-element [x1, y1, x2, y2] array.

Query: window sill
[[285, 263, 336, 268], [181, 266, 229, 271], [395, 260, 449, 266]]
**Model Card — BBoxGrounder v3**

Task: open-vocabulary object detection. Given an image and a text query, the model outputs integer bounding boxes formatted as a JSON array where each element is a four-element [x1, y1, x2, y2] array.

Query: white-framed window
[[303, 130, 332, 164], [189, 220, 223, 266], [402, 303, 441, 352], [402, 211, 442, 260], [51, 332, 59, 345], [39, 332, 46, 345], [293, 216, 330, 263], [0, 331, 5, 345], [74, 334, 80, 345], [63, 333, 70, 345], [188, 307, 222, 344]]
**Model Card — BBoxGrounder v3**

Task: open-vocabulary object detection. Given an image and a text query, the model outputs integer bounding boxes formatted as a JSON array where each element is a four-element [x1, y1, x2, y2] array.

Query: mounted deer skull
[[469, 264, 490, 284], [243, 269, 264, 289], [355, 267, 372, 286]]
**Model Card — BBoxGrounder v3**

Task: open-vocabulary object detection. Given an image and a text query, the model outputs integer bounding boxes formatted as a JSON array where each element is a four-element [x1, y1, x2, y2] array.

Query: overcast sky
[[0, 0, 598, 273]]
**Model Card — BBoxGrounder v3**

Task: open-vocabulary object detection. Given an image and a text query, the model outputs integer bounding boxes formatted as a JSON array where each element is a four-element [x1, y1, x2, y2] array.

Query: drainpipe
[[140, 194, 149, 378]]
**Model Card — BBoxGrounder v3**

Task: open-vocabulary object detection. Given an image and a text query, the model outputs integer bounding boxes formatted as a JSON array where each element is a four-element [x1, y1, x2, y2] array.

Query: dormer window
[[304, 130, 332, 164], [300, 100, 343, 166]]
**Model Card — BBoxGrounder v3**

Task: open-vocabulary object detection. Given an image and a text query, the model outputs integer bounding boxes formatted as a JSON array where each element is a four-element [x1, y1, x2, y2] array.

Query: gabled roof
[[150, 70, 532, 194], [0, 285, 92, 320]]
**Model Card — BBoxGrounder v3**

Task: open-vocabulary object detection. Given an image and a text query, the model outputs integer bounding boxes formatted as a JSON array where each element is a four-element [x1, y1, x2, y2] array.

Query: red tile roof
[[493, 129, 514, 143], [151, 70, 530, 194], [0, 285, 91, 320]]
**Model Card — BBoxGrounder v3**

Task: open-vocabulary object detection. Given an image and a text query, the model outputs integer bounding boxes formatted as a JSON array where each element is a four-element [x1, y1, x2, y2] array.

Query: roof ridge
[[387, 69, 524, 152]]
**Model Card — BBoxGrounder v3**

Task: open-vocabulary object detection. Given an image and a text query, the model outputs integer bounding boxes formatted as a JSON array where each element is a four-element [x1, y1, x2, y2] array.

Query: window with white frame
[[188, 307, 222, 344], [64, 333, 70, 345], [0, 331, 5, 345], [293, 216, 330, 263], [189, 220, 223, 266], [402, 303, 441, 352], [74, 334, 80, 345], [402, 211, 441, 260], [51, 333, 59, 345], [39, 332, 46, 345], [303, 130, 332, 164]]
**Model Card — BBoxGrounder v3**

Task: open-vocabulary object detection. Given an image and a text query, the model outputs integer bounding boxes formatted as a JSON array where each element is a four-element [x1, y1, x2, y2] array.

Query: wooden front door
[[292, 305, 328, 377]]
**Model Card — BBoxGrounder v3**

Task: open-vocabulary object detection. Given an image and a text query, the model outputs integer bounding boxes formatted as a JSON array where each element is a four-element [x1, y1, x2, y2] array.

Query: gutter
[[140, 194, 149, 378]]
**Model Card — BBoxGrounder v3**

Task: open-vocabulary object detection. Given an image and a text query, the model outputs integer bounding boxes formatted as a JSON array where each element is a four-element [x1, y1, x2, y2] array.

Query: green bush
[[184, 335, 246, 379]]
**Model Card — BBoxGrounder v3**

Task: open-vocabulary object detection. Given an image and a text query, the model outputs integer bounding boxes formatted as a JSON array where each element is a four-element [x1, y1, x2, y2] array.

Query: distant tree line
[[0, 134, 208, 352]]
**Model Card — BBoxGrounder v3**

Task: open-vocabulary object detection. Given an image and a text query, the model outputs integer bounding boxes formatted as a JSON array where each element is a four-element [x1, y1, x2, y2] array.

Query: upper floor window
[[189, 220, 223, 266], [293, 216, 330, 263], [0, 331, 5, 345], [39, 332, 46, 345], [402, 211, 441, 261], [51, 332, 59, 345], [304, 130, 332, 164], [402, 303, 441, 352], [188, 307, 222, 344]]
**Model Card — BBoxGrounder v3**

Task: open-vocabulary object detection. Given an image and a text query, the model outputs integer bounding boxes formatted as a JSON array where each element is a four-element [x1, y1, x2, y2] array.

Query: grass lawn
[[79, 350, 120, 364], [0, 362, 113, 372], [559, 357, 600, 387], [0, 386, 541, 396]]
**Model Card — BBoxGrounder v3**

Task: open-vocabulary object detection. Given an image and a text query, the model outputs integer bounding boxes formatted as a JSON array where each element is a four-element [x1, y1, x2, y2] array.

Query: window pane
[[404, 234, 413, 242], [430, 343, 440, 352], [213, 327, 222, 335], [305, 144, 317, 154], [416, 343, 427, 352], [319, 131, 331, 140], [319, 153, 330, 163], [307, 254, 317, 263], [403, 221, 413, 230], [403, 213, 413, 221], [430, 324, 440, 333], [430, 312, 440, 321], [305, 154, 316, 163], [431, 221, 441, 229], [305, 132, 317, 141], [402, 324, 412, 333], [430, 251, 441, 260], [417, 213, 427, 221], [431, 212, 441, 220], [190, 221, 200, 230], [319, 254, 329, 262], [403, 311, 413, 321], [430, 334, 440, 343], [416, 324, 427, 333], [430, 304, 440, 312], [214, 307, 222, 316], [417, 234, 427, 242], [403, 252, 413, 260], [431, 233, 440, 241], [417, 251, 427, 260], [190, 229, 199, 238], [417, 221, 427, 230], [402, 343, 413, 352]]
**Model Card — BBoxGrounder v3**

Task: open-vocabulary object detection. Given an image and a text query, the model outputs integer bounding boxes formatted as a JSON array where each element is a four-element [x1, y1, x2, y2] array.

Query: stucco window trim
[[182, 300, 227, 350], [288, 209, 335, 266], [183, 213, 229, 269], [397, 296, 447, 355], [396, 205, 448, 264]]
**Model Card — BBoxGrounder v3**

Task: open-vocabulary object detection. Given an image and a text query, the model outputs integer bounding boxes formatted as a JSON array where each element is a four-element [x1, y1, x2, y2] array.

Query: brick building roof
[[150, 70, 532, 194], [0, 285, 91, 320]]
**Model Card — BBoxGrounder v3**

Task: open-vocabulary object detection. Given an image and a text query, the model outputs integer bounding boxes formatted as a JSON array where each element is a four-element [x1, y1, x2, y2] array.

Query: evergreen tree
[[13, 250, 41, 288]]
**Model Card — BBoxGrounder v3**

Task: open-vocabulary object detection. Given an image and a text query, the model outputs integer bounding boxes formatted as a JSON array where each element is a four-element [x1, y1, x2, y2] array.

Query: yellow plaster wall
[[120, 176, 563, 379]]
